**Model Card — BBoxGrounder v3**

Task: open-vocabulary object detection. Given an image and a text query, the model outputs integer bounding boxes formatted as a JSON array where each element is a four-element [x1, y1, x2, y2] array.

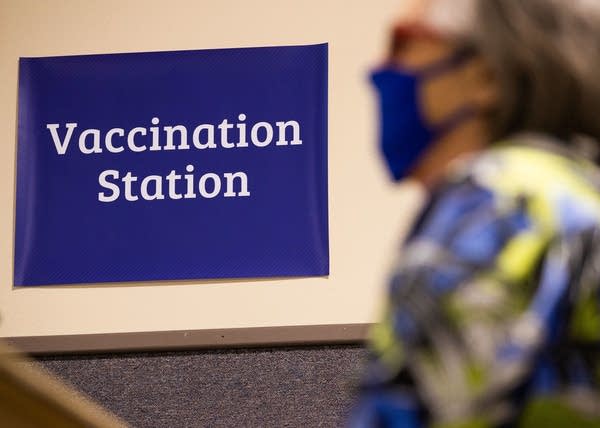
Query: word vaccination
[[45, 114, 302, 155]]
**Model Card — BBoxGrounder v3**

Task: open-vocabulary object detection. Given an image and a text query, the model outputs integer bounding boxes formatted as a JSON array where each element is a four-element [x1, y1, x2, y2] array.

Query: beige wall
[[0, 0, 424, 338]]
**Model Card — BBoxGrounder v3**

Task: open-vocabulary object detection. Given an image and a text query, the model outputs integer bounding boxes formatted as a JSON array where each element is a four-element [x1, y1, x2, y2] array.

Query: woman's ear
[[464, 57, 499, 112]]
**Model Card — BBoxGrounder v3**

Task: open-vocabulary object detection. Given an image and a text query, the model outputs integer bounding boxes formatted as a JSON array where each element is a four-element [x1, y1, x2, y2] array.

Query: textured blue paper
[[15, 44, 328, 286]]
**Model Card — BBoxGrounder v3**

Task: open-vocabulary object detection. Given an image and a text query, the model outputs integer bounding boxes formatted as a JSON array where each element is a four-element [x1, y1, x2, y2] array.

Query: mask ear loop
[[432, 104, 478, 140], [418, 46, 479, 140], [418, 46, 477, 80]]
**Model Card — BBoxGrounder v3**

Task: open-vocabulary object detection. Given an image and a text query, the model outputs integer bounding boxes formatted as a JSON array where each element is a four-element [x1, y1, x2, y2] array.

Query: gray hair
[[427, 0, 600, 151]]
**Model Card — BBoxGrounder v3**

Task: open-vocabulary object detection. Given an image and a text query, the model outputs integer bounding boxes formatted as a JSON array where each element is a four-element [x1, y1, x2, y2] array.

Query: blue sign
[[15, 44, 329, 286]]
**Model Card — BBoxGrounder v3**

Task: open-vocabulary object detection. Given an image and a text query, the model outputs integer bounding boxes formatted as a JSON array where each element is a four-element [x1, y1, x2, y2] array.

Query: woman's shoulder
[[405, 134, 600, 282], [436, 133, 600, 236]]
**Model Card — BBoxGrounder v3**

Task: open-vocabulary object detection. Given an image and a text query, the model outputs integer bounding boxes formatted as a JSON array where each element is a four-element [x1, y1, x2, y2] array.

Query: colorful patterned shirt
[[354, 135, 600, 428]]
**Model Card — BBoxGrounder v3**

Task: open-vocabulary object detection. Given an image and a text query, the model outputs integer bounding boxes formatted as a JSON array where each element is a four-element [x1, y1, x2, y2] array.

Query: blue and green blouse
[[354, 135, 600, 428]]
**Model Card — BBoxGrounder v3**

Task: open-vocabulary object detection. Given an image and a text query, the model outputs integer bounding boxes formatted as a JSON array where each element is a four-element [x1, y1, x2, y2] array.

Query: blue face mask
[[370, 48, 476, 181]]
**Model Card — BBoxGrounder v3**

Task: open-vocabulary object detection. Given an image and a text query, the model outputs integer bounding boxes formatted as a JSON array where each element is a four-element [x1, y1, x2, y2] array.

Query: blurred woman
[[353, 0, 600, 426]]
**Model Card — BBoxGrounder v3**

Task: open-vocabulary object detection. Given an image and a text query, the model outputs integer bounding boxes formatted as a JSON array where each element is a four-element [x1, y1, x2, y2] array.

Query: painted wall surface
[[0, 0, 424, 338]]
